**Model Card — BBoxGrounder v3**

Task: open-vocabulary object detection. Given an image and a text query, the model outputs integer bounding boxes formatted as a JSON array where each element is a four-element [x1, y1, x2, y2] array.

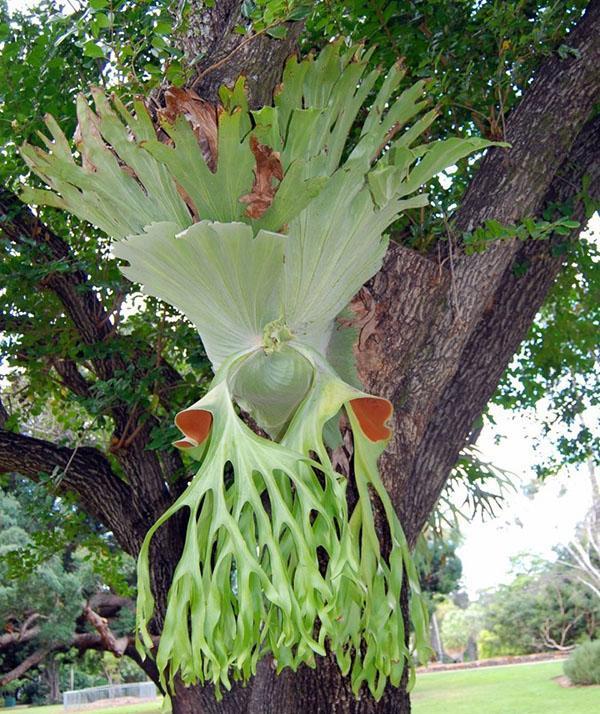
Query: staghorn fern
[[20, 42, 501, 699]]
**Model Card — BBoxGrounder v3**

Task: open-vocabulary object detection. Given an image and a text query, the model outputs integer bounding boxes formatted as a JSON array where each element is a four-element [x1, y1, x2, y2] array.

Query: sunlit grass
[[21, 700, 161, 714], [412, 660, 598, 714]]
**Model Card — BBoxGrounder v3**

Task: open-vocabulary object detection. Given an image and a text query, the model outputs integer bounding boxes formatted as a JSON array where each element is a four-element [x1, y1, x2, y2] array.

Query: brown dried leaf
[[158, 87, 219, 172], [174, 182, 200, 222], [239, 135, 284, 219]]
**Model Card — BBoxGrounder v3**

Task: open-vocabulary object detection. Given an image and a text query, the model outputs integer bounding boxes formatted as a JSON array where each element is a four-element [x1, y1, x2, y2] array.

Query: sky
[[7, 0, 40, 10], [457, 405, 593, 598], [3, 0, 598, 601], [456, 213, 598, 598]]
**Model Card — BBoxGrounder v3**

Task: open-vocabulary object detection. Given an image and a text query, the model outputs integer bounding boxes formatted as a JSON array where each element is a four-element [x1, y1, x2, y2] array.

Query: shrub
[[477, 628, 519, 659], [564, 640, 600, 685]]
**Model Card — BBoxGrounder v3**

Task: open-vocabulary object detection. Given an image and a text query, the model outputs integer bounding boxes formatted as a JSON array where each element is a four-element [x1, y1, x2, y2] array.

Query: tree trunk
[[249, 654, 411, 714], [169, 681, 249, 714], [44, 655, 60, 704], [247, 579, 412, 714], [175, 0, 304, 108]]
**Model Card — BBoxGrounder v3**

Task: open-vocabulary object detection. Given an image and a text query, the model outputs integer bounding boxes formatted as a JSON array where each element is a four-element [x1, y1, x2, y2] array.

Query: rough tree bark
[[179, 0, 304, 107], [0, 1, 598, 713]]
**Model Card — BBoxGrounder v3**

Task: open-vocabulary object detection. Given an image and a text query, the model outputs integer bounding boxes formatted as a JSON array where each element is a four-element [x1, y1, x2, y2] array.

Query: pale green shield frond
[[325, 309, 361, 389], [283, 167, 386, 342], [112, 221, 286, 368], [228, 345, 314, 439], [282, 167, 428, 348]]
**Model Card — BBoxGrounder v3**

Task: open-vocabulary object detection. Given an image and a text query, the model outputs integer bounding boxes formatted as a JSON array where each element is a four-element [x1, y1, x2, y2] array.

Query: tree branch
[[1, 185, 187, 511], [0, 631, 144, 687], [48, 357, 93, 399], [0, 186, 185, 405], [0, 314, 94, 398], [0, 427, 140, 553], [0, 187, 115, 359], [0, 623, 41, 650], [0, 594, 158, 689], [87, 592, 134, 619], [83, 605, 129, 657], [0, 647, 51, 686], [403, 111, 600, 540]]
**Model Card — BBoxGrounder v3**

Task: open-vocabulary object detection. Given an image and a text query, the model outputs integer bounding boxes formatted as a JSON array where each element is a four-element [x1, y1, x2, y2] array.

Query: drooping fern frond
[[21, 42, 502, 699]]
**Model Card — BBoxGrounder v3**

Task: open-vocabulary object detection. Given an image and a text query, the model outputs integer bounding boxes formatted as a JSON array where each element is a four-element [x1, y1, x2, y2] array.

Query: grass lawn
[[412, 660, 599, 714], [19, 701, 161, 714]]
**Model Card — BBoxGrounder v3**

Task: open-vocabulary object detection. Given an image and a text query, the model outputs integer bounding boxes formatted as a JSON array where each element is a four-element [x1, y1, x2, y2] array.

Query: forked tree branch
[[83, 605, 130, 657]]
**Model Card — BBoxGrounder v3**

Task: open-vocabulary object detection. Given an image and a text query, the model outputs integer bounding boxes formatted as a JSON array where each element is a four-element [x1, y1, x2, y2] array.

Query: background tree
[[0, 476, 144, 702], [561, 460, 600, 598], [439, 605, 484, 662], [477, 558, 599, 658], [0, 1, 599, 712], [417, 531, 463, 599]]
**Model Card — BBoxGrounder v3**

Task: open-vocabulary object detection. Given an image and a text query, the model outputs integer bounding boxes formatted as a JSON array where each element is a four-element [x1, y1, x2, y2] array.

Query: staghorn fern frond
[[20, 42, 503, 699]]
